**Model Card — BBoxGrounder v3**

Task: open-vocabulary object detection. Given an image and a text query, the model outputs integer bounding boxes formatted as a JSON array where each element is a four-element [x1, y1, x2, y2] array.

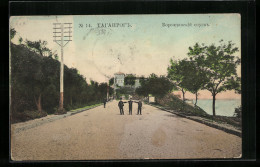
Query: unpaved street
[[11, 100, 241, 160]]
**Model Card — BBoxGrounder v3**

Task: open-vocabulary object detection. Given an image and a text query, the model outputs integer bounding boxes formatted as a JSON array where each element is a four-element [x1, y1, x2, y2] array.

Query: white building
[[114, 72, 125, 87], [114, 72, 141, 89]]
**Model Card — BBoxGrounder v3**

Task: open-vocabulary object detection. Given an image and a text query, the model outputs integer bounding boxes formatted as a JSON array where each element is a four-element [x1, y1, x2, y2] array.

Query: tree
[[124, 74, 136, 86], [99, 83, 109, 98], [109, 77, 114, 86], [135, 74, 174, 101], [11, 43, 108, 118], [149, 73, 158, 79], [148, 76, 175, 100], [188, 40, 241, 116], [178, 59, 209, 106], [11, 44, 45, 112], [109, 87, 114, 96], [25, 40, 51, 56], [167, 59, 188, 102], [135, 78, 149, 98], [139, 76, 146, 85]]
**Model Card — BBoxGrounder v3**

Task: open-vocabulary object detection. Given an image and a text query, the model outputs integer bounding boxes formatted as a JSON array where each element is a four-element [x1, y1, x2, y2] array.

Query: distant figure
[[118, 98, 125, 115], [128, 98, 134, 115], [135, 100, 142, 115], [103, 98, 107, 108]]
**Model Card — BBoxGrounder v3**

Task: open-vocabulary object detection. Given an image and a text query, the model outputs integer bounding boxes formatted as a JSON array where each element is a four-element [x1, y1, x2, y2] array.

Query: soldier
[[103, 98, 107, 108], [135, 100, 142, 115], [118, 98, 125, 115], [127, 98, 134, 115]]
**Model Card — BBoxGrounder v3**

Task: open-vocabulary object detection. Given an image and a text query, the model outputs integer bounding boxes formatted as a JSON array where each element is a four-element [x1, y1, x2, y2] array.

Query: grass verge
[[148, 94, 241, 129], [70, 103, 102, 112]]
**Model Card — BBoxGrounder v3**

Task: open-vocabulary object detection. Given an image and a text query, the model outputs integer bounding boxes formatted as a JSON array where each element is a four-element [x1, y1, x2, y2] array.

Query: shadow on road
[[164, 114, 181, 118]]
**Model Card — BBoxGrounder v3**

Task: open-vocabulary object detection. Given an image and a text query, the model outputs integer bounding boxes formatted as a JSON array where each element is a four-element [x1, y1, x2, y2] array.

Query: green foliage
[[124, 74, 136, 86], [116, 87, 134, 99], [11, 110, 48, 123], [109, 77, 114, 86], [187, 40, 241, 116], [109, 87, 114, 96], [125, 94, 129, 100], [25, 39, 51, 56], [135, 86, 148, 98], [135, 74, 174, 99], [167, 40, 240, 116], [148, 76, 175, 98], [168, 58, 209, 105], [138, 76, 146, 85], [167, 60, 189, 101], [11, 43, 113, 122], [155, 94, 208, 116], [154, 94, 241, 128], [188, 41, 240, 95], [233, 105, 241, 118]]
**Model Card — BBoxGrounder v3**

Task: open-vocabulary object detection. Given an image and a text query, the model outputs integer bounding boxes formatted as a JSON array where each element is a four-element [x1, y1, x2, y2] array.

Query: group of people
[[118, 98, 142, 115], [102, 97, 143, 115]]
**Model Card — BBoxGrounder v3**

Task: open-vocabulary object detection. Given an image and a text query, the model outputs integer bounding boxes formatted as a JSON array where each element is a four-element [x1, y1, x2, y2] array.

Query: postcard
[[10, 14, 241, 160]]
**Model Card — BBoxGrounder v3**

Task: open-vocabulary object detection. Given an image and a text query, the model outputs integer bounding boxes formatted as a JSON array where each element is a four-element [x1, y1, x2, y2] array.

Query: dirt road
[[11, 100, 241, 160]]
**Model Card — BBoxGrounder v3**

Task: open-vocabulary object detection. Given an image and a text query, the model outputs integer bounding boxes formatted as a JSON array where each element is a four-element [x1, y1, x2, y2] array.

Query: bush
[[11, 110, 47, 123], [157, 94, 208, 116], [234, 105, 242, 118], [55, 108, 67, 115]]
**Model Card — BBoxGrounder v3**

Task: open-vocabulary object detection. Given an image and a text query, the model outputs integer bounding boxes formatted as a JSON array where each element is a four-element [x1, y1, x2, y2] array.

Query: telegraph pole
[[53, 23, 72, 111]]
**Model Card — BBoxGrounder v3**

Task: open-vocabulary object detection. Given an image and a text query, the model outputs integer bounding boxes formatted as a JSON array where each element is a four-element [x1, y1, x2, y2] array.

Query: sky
[[10, 14, 241, 99]]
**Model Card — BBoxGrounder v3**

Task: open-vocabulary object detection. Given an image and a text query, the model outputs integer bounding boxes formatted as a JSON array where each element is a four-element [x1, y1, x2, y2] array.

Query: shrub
[[234, 105, 242, 118], [11, 110, 47, 123], [157, 94, 208, 116]]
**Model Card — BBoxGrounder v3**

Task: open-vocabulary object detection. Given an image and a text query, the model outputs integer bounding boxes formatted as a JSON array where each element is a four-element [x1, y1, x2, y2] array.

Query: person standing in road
[[118, 98, 125, 115], [103, 98, 107, 108], [128, 98, 134, 115], [135, 100, 142, 115]]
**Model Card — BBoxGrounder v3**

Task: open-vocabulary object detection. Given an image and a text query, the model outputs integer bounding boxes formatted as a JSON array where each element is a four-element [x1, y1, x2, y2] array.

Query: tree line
[[10, 28, 113, 116], [135, 40, 241, 116], [167, 40, 241, 116], [135, 74, 175, 101]]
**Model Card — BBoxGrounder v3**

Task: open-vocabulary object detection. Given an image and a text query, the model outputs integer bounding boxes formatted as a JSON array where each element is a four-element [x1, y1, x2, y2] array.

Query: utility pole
[[53, 23, 72, 111]]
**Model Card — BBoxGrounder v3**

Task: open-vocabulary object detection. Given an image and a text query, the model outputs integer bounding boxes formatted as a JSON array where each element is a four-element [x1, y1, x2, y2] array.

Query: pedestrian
[[135, 100, 142, 115], [118, 98, 125, 115], [103, 98, 107, 108], [128, 98, 134, 115]]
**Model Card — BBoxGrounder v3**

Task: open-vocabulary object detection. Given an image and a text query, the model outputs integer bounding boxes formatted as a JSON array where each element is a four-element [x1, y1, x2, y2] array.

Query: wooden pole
[[59, 23, 64, 110]]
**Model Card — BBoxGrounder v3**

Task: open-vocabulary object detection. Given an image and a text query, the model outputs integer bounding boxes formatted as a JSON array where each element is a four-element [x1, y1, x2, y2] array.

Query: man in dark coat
[[135, 100, 142, 115], [118, 98, 125, 115], [103, 98, 107, 108], [127, 98, 134, 115]]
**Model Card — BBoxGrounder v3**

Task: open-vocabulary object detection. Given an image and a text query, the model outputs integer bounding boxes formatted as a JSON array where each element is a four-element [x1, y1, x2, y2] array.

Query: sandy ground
[[11, 100, 241, 160]]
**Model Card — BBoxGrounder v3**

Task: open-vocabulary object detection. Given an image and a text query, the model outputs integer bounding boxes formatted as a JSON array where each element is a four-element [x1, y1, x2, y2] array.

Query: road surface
[[11, 100, 241, 160]]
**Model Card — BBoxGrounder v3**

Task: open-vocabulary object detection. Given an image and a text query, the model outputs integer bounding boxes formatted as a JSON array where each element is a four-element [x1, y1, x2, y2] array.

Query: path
[[11, 100, 241, 160]]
